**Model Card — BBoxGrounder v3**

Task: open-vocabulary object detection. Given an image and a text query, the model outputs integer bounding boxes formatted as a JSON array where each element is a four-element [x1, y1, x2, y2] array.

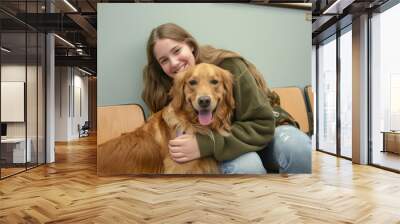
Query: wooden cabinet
[[382, 131, 400, 154]]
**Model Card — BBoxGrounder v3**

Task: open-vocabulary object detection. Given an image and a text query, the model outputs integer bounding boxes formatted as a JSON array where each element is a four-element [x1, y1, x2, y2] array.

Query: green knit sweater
[[196, 58, 276, 161]]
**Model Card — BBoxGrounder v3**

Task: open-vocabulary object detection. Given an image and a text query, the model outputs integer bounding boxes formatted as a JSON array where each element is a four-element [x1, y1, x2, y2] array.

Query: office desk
[[381, 131, 400, 154], [1, 138, 31, 163]]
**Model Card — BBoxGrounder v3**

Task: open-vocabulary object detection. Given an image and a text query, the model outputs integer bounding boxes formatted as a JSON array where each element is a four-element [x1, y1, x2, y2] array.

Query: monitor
[[1, 123, 7, 137]]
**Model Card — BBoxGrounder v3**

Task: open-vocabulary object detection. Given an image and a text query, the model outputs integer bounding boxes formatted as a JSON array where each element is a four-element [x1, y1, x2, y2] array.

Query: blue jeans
[[220, 125, 312, 174], [220, 152, 266, 174]]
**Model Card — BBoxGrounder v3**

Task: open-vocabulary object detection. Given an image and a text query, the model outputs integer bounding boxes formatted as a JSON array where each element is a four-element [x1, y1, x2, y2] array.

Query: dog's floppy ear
[[218, 67, 235, 111], [213, 66, 235, 135], [169, 68, 191, 110]]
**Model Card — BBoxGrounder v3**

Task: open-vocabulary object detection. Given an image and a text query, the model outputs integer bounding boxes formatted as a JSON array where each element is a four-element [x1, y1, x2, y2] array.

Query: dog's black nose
[[198, 96, 211, 108]]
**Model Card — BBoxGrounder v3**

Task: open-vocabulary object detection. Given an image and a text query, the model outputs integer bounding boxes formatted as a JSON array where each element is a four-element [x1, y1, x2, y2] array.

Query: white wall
[[72, 73, 89, 138], [1, 82, 25, 122], [1, 65, 37, 137], [1, 65, 26, 81], [55, 67, 89, 141], [1, 66, 26, 127], [55, 67, 69, 141], [1, 64, 46, 164]]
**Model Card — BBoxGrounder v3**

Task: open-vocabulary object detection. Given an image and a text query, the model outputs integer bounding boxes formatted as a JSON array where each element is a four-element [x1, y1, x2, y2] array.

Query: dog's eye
[[188, 80, 197, 86], [210, 79, 219, 85]]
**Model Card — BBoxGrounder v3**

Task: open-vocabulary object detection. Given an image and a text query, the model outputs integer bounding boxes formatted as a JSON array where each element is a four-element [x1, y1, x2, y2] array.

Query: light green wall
[[98, 3, 311, 116]]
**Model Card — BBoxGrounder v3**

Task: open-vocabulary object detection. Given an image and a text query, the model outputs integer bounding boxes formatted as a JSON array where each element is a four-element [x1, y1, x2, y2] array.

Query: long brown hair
[[142, 23, 269, 113]]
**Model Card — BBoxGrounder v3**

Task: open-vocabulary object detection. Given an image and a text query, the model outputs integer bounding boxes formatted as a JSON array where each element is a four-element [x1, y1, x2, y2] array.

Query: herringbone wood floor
[[1, 135, 400, 223]]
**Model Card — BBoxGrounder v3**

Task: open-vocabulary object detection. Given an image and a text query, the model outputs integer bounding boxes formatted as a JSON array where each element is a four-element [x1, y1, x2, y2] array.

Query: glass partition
[[371, 3, 400, 171], [317, 35, 337, 155], [27, 31, 38, 169], [1, 31, 27, 177], [339, 27, 352, 158], [38, 32, 45, 165], [0, 1, 46, 179]]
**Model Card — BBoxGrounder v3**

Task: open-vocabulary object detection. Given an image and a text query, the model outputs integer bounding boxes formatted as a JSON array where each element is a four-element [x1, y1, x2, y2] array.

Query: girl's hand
[[168, 134, 200, 163]]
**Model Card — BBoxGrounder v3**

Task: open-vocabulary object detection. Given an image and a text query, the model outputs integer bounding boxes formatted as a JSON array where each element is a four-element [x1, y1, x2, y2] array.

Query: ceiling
[[0, 0, 393, 75]]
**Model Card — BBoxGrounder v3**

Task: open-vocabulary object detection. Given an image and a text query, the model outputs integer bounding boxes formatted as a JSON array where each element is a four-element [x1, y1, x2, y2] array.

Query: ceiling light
[[78, 67, 92, 76], [1, 47, 11, 53], [322, 0, 354, 15], [63, 0, 78, 12], [54, 34, 75, 48], [76, 48, 84, 55], [323, 0, 341, 14]]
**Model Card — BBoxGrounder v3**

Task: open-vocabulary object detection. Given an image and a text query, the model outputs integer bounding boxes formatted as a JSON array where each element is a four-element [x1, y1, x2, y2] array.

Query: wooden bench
[[271, 87, 311, 135], [97, 104, 146, 176]]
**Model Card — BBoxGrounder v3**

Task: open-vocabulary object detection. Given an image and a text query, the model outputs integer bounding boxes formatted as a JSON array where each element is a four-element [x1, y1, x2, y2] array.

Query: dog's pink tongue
[[199, 110, 213, 126]]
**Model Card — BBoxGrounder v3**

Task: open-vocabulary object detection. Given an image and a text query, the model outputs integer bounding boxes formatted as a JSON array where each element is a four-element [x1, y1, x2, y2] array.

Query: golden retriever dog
[[98, 63, 235, 175]]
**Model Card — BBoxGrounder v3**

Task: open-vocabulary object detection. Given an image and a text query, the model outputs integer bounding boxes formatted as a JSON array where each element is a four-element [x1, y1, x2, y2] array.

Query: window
[[371, 2, 400, 171], [339, 28, 352, 158], [317, 36, 337, 155]]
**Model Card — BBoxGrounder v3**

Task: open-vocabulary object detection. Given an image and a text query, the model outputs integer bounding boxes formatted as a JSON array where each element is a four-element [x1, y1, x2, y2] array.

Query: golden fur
[[98, 63, 235, 175]]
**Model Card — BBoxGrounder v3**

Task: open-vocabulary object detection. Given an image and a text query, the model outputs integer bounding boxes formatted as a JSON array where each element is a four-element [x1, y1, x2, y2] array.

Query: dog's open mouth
[[192, 99, 219, 126], [198, 109, 213, 126]]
